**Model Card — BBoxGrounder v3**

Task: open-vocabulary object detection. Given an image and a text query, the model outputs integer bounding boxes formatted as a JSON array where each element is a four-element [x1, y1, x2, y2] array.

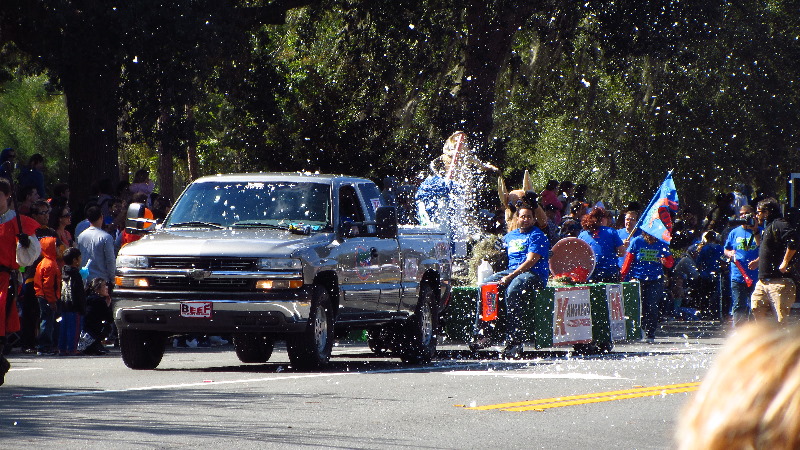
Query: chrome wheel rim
[[420, 300, 433, 346], [314, 304, 328, 354]]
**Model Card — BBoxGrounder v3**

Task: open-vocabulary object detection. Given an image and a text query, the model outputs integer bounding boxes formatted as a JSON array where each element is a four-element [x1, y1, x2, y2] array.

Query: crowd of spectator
[[0, 149, 213, 360]]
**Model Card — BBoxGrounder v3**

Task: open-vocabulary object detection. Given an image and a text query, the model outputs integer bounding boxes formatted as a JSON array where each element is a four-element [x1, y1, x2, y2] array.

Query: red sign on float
[[180, 301, 213, 318], [480, 283, 499, 321]]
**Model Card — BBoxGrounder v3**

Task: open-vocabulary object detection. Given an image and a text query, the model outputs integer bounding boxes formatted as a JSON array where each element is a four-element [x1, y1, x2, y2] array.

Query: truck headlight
[[258, 258, 303, 270], [255, 279, 304, 290], [116, 255, 149, 269], [115, 276, 150, 288]]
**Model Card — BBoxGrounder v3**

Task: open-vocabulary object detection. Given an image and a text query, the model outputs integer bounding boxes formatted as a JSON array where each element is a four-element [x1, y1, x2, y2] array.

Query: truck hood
[[118, 228, 332, 258]]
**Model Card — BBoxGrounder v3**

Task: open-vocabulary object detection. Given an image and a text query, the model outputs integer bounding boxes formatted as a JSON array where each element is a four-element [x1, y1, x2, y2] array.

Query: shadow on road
[[0, 384, 413, 448]]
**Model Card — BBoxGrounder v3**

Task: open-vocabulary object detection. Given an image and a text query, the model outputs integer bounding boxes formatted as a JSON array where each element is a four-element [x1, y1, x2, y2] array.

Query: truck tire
[[233, 333, 275, 363], [399, 283, 438, 364], [286, 285, 334, 370], [120, 329, 166, 370]]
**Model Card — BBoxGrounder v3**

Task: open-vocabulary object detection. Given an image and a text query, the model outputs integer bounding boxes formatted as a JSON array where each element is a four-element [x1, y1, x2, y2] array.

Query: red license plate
[[180, 301, 212, 318]]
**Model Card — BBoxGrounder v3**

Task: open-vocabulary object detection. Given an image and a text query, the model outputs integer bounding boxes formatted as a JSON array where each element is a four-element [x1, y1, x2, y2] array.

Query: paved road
[[0, 321, 728, 449]]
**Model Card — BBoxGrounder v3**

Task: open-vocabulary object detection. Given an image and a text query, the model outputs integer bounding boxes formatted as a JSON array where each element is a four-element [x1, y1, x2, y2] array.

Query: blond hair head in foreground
[[676, 321, 800, 450]]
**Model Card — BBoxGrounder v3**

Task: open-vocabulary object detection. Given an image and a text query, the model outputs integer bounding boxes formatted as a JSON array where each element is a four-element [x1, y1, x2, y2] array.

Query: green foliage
[[176, 1, 470, 184], [4, 0, 800, 212], [0, 72, 69, 187], [250, 1, 465, 179], [494, 0, 800, 210]]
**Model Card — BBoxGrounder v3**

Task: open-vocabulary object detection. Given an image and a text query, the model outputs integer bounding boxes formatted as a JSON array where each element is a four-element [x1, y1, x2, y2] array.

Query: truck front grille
[[149, 257, 258, 271], [152, 277, 253, 291]]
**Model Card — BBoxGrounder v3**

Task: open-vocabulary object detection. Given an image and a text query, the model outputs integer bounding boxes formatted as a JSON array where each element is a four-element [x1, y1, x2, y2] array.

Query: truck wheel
[[287, 285, 334, 370], [119, 329, 166, 370], [233, 333, 275, 363], [399, 283, 438, 364]]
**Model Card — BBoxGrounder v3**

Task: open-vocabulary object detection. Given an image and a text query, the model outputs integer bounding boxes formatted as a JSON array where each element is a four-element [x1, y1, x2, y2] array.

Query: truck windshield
[[165, 181, 332, 229]]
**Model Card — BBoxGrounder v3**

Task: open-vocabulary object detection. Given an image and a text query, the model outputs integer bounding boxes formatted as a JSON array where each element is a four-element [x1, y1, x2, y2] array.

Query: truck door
[[331, 184, 384, 320], [357, 182, 402, 312]]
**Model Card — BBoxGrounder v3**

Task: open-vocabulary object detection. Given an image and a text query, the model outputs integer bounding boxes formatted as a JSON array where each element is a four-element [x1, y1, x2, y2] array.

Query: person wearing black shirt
[[750, 198, 798, 322]]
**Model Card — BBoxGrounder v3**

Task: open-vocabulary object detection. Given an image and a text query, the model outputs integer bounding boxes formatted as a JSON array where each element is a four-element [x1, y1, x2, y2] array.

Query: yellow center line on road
[[503, 386, 700, 411], [465, 382, 702, 412]]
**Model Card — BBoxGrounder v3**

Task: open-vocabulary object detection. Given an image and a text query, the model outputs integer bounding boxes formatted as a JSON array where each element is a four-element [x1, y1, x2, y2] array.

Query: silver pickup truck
[[114, 173, 452, 370]]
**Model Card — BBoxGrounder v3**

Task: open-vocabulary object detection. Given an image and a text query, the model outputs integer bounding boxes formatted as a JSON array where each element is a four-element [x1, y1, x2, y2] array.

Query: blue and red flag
[[636, 171, 679, 244]]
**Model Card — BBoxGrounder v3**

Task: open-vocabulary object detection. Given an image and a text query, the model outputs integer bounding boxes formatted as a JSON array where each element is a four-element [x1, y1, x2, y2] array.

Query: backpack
[[61, 277, 73, 309]]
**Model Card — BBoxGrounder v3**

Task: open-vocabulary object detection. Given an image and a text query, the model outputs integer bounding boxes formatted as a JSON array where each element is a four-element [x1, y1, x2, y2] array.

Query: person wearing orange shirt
[[34, 236, 60, 355]]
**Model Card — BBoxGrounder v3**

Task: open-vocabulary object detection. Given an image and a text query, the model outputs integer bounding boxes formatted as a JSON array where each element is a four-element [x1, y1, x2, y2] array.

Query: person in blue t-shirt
[[723, 205, 761, 326], [695, 230, 725, 320], [483, 205, 549, 358], [578, 207, 625, 282], [621, 232, 673, 342]]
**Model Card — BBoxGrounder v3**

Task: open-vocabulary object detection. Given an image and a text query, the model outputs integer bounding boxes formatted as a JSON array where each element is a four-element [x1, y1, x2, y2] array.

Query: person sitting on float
[[483, 200, 550, 358]]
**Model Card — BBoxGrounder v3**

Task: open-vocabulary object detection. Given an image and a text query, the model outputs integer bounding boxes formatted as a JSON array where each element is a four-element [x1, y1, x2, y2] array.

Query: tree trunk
[[459, 1, 535, 163], [62, 66, 121, 207], [118, 108, 131, 186], [157, 107, 176, 202], [50, 5, 124, 208], [185, 104, 200, 182]]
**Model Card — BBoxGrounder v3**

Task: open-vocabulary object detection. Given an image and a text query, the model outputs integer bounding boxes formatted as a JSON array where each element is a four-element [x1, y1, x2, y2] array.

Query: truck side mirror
[[375, 206, 398, 239], [125, 202, 157, 235]]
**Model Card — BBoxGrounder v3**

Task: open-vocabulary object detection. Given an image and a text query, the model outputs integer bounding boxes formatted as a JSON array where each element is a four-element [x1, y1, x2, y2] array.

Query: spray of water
[[415, 131, 498, 259]]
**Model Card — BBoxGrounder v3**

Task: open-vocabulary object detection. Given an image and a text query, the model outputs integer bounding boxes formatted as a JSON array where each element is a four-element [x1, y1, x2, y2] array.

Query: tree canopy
[[1, 0, 798, 211]]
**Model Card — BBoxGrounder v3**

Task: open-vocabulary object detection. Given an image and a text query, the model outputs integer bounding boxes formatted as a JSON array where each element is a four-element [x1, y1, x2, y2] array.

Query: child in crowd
[[34, 236, 60, 355], [59, 247, 87, 355], [83, 278, 113, 355]]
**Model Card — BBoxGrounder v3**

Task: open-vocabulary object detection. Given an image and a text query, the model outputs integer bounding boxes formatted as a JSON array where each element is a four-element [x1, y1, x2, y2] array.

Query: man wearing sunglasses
[[750, 198, 798, 323]]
